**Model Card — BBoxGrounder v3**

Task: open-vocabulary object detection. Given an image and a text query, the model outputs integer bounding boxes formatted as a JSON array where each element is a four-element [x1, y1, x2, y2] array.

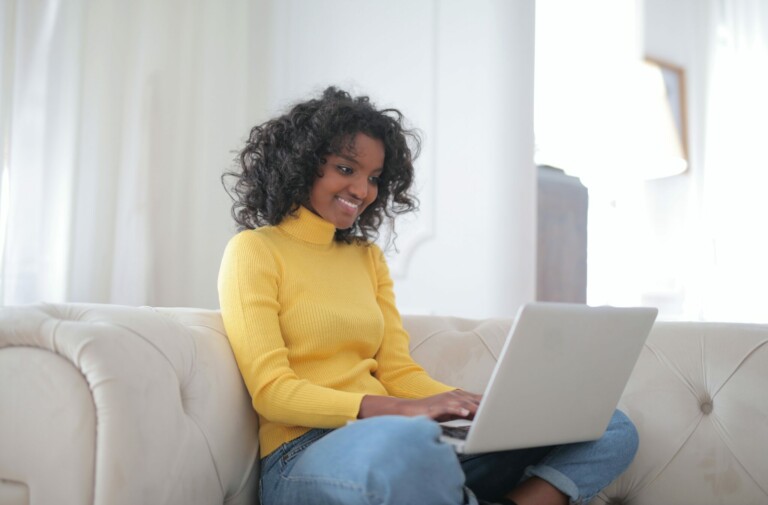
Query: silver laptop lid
[[461, 302, 657, 454]]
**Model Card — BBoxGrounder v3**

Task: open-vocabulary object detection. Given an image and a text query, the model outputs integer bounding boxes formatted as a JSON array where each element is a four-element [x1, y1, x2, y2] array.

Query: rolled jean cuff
[[523, 464, 581, 505], [463, 486, 480, 505]]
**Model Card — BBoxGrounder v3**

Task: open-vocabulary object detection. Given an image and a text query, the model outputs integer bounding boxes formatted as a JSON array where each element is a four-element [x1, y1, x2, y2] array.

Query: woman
[[219, 87, 638, 505]]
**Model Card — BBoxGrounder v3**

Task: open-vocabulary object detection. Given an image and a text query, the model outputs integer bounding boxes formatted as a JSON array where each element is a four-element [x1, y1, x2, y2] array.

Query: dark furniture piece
[[536, 165, 588, 303]]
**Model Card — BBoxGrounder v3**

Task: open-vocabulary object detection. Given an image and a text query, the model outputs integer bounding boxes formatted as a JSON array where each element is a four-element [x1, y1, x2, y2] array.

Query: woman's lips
[[336, 196, 361, 214]]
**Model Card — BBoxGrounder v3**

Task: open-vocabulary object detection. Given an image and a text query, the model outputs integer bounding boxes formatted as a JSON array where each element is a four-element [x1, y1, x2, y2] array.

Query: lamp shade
[[536, 61, 688, 184]]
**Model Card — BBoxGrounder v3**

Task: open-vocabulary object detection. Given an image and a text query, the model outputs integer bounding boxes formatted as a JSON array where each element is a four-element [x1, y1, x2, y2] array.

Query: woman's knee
[[350, 415, 452, 463], [336, 416, 466, 503], [607, 410, 639, 469]]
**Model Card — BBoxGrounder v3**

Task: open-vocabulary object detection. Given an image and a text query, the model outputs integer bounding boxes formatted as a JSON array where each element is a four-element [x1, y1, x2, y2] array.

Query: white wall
[[261, 0, 536, 318], [2, 0, 535, 314]]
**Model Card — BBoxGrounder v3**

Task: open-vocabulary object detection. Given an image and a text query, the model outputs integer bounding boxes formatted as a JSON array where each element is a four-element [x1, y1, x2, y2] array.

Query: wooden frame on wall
[[645, 56, 689, 166]]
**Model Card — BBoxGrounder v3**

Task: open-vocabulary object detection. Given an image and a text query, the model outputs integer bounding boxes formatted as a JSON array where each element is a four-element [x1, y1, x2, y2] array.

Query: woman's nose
[[349, 177, 368, 199]]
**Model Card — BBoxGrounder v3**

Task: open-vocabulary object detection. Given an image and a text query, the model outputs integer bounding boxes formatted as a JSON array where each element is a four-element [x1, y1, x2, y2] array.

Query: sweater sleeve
[[218, 232, 364, 428], [370, 245, 456, 398]]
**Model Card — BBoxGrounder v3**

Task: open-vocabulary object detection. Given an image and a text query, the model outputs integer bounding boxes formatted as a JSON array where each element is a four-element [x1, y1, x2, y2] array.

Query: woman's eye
[[369, 176, 381, 185], [336, 165, 353, 175]]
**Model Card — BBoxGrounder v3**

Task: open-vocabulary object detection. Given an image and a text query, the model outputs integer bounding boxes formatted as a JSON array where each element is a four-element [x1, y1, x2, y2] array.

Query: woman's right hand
[[358, 390, 482, 422]]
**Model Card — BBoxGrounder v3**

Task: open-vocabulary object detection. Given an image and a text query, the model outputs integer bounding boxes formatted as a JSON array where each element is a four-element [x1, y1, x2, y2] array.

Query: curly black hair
[[222, 86, 421, 244]]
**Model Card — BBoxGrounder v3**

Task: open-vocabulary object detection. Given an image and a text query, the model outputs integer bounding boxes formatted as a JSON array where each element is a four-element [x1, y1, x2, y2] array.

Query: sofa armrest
[[0, 303, 258, 505]]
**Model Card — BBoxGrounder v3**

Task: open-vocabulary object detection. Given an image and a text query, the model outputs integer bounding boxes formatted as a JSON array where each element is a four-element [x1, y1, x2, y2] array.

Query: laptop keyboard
[[441, 424, 470, 440]]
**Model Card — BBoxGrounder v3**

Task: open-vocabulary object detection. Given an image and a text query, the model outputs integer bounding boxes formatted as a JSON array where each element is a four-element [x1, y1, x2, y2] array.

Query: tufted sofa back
[[1, 304, 767, 505], [406, 315, 768, 505]]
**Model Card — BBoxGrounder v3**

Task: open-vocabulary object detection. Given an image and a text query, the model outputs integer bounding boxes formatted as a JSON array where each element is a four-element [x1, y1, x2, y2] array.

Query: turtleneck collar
[[277, 206, 337, 246]]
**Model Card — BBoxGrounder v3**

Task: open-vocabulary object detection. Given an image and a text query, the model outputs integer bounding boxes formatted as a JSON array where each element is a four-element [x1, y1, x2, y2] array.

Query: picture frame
[[645, 56, 689, 165]]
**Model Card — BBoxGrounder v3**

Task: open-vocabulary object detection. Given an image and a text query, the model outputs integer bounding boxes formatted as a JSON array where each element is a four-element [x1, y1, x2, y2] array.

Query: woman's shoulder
[[359, 241, 388, 267], [223, 227, 283, 257]]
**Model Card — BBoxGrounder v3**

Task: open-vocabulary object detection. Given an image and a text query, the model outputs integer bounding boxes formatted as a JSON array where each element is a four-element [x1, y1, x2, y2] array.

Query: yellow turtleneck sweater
[[218, 206, 454, 457]]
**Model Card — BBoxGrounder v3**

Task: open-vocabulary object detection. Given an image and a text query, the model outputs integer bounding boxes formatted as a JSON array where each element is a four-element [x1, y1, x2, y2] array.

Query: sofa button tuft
[[700, 400, 714, 414], [180, 390, 188, 413]]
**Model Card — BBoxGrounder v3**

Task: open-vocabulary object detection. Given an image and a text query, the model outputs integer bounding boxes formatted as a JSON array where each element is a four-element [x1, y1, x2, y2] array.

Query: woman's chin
[[330, 211, 359, 230], [334, 220, 356, 230]]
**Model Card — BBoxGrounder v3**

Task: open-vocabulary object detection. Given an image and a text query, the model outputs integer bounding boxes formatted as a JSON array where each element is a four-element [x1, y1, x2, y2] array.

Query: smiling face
[[307, 133, 385, 230]]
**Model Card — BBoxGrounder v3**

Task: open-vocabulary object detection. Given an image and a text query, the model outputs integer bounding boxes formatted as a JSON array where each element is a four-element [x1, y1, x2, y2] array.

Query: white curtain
[[0, 0, 267, 308], [699, 0, 768, 322]]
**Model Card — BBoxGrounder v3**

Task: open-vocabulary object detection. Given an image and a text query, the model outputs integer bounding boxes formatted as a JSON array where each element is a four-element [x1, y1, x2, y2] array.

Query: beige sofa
[[1, 303, 766, 505]]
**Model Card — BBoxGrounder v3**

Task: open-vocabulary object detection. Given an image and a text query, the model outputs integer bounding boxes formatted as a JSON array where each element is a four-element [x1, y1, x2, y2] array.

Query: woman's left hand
[[358, 389, 482, 421]]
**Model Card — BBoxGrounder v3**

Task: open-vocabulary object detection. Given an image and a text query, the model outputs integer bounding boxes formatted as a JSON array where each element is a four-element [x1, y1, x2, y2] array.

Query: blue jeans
[[259, 410, 638, 505]]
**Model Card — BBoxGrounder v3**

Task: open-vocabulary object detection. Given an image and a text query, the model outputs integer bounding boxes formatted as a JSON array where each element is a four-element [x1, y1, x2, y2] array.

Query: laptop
[[439, 302, 657, 454]]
